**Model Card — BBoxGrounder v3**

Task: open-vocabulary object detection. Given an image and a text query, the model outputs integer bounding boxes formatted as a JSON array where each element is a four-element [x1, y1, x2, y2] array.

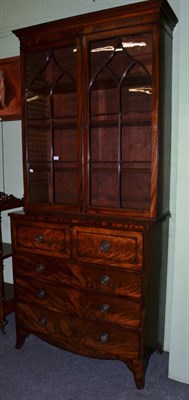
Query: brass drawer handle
[[38, 316, 47, 327], [99, 240, 111, 252], [100, 333, 109, 344], [100, 303, 110, 313], [37, 289, 47, 299], [36, 264, 45, 273], [35, 233, 44, 243], [100, 275, 111, 286]]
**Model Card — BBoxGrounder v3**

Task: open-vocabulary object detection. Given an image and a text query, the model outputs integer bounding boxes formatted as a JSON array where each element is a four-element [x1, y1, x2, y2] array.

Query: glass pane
[[27, 120, 51, 162], [26, 51, 50, 91], [90, 38, 120, 116], [54, 163, 78, 204], [88, 32, 152, 212], [53, 91, 77, 117], [51, 46, 78, 204], [122, 125, 151, 162], [52, 47, 77, 84], [90, 127, 118, 162], [121, 164, 151, 209], [54, 127, 78, 162], [28, 163, 51, 203], [90, 76, 118, 115], [26, 51, 51, 119], [26, 44, 79, 207], [26, 93, 50, 120], [90, 164, 118, 208], [121, 64, 152, 123], [52, 47, 77, 118]]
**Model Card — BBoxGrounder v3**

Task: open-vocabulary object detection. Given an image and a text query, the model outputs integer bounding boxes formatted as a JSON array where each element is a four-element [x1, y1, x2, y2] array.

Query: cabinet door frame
[[83, 24, 159, 218], [22, 37, 83, 213]]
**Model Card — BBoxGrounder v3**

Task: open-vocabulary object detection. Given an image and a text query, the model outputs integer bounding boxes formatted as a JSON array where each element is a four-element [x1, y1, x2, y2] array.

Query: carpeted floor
[[0, 313, 188, 400]]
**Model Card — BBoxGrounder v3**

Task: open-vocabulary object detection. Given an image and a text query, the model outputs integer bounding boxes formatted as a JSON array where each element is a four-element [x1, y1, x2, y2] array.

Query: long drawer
[[13, 253, 142, 299], [16, 302, 141, 360], [15, 277, 141, 328], [72, 226, 143, 270]]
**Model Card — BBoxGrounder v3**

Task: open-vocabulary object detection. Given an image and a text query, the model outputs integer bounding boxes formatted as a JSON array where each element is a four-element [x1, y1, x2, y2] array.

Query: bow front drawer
[[15, 277, 141, 329], [16, 303, 140, 360], [72, 226, 143, 270], [13, 254, 142, 299]]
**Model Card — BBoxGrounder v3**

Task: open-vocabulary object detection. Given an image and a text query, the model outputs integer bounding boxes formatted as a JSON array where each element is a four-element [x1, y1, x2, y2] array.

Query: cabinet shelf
[[0, 192, 23, 333], [27, 77, 151, 97], [27, 120, 77, 130], [90, 112, 152, 125], [90, 121, 151, 129]]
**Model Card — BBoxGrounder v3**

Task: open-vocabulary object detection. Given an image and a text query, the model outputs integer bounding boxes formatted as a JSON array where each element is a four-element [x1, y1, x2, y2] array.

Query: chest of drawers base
[[10, 212, 169, 389]]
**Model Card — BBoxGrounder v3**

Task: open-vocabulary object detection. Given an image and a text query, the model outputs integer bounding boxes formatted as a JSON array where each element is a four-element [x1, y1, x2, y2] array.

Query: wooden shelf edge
[[0, 192, 23, 212]]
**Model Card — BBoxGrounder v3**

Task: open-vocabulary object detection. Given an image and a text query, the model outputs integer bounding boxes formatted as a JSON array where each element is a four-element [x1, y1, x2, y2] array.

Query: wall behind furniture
[[168, 0, 189, 384], [0, 0, 188, 385]]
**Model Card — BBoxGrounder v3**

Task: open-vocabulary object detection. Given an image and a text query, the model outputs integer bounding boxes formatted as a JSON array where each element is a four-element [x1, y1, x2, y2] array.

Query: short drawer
[[72, 226, 143, 270], [16, 303, 140, 359], [15, 278, 141, 328], [13, 253, 142, 299], [12, 221, 70, 258]]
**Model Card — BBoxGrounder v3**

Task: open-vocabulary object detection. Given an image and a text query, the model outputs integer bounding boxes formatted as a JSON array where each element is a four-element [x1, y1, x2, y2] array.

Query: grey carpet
[[0, 313, 189, 400]]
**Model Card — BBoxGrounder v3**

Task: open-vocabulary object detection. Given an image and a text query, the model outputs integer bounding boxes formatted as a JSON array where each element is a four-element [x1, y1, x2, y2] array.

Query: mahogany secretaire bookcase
[[10, 0, 178, 389]]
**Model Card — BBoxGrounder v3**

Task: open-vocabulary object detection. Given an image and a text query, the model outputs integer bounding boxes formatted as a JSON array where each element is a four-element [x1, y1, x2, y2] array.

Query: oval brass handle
[[36, 264, 45, 273], [100, 333, 109, 344], [37, 289, 47, 299], [100, 275, 111, 286], [99, 240, 111, 252], [35, 233, 44, 243], [100, 304, 110, 313], [38, 317, 47, 327]]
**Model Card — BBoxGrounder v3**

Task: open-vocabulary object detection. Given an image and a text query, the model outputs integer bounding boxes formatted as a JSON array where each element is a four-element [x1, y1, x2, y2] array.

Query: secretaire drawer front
[[12, 222, 70, 258], [72, 226, 143, 269], [16, 303, 140, 359], [13, 254, 142, 299]]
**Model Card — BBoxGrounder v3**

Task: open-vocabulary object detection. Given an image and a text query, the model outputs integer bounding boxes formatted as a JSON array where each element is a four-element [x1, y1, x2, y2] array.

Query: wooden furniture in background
[[0, 56, 21, 121], [0, 192, 23, 333], [10, 0, 177, 389]]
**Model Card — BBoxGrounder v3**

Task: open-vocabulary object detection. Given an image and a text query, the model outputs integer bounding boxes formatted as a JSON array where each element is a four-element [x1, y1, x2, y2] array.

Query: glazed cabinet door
[[24, 39, 82, 211], [23, 26, 158, 217], [84, 29, 156, 217]]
